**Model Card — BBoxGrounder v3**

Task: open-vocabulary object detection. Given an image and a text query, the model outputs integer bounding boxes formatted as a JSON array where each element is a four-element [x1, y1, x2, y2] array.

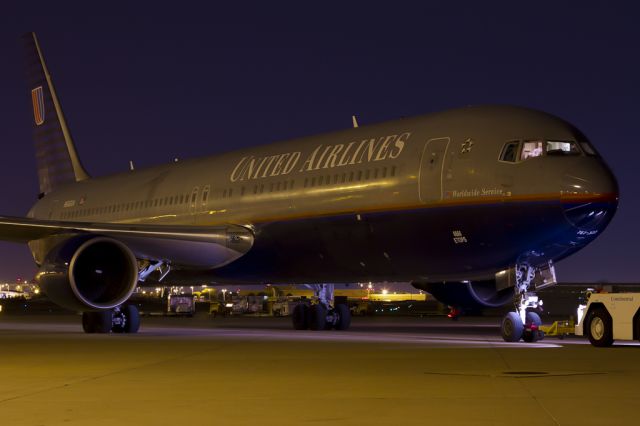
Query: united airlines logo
[[31, 86, 45, 126], [229, 132, 410, 182]]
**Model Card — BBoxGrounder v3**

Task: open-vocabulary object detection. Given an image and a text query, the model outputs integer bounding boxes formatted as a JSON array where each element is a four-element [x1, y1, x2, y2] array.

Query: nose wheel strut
[[501, 261, 553, 343]]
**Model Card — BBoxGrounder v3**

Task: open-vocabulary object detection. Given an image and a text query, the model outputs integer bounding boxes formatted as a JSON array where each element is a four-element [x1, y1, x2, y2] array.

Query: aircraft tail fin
[[22, 32, 89, 197]]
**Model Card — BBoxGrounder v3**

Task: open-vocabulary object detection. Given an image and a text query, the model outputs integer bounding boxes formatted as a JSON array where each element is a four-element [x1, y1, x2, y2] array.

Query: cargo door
[[419, 137, 450, 203]]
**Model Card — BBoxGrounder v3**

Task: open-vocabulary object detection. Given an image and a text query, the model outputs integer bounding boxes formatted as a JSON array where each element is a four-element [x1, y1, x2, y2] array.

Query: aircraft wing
[[0, 216, 254, 268]]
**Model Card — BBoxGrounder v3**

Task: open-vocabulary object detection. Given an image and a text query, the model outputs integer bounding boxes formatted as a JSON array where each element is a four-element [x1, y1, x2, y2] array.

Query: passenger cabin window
[[500, 141, 520, 162]]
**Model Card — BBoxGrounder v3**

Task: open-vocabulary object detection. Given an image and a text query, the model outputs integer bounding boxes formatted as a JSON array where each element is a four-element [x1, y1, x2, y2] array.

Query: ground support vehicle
[[575, 292, 640, 347], [167, 294, 195, 316], [209, 301, 233, 317]]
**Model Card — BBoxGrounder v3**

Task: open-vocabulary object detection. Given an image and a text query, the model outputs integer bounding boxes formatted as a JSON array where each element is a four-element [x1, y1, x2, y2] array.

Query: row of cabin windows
[[303, 166, 396, 188], [60, 166, 398, 219], [60, 189, 209, 219], [216, 180, 295, 199], [250, 180, 295, 196]]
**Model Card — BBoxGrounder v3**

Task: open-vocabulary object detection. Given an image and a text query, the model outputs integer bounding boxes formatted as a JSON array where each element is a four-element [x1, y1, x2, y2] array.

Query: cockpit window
[[579, 141, 597, 156], [546, 140, 581, 155], [504, 139, 588, 163], [500, 141, 520, 162], [521, 140, 544, 160]]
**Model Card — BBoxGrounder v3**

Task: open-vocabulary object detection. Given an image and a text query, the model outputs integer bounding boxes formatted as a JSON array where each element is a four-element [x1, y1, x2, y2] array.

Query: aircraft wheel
[[94, 311, 113, 333], [82, 311, 112, 334], [334, 304, 351, 331], [123, 305, 140, 333], [522, 311, 544, 343], [324, 316, 334, 330], [309, 304, 327, 331], [292, 304, 309, 330], [586, 307, 614, 347], [82, 312, 96, 333], [501, 312, 524, 342]]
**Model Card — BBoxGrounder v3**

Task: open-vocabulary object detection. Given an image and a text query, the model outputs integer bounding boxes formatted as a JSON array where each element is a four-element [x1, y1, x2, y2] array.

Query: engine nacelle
[[412, 280, 514, 311], [36, 236, 138, 311]]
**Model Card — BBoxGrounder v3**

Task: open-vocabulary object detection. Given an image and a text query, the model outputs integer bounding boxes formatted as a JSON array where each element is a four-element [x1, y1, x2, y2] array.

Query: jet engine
[[412, 280, 514, 312], [36, 236, 138, 311]]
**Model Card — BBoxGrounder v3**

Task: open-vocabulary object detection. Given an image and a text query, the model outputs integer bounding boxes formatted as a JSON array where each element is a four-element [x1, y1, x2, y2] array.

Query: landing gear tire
[[324, 318, 334, 330], [121, 305, 140, 333], [522, 311, 544, 343], [309, 304, 327, 331], [334, 304, 351, 331], [292, 304, 310, 330], [82, 311, 113, 334], [586, 307, 614, 347], [82, 306, 140, 334], [526, 311, 542, 326], [111, 305, 141, 334], [501, 312, 524, 342], [82, 312, 95, 333]]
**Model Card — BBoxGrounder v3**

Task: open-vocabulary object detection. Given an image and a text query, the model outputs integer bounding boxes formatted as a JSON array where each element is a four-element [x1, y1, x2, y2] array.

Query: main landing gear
[[500, 261, 556, 343], [291, 284, 352, 331], [82, 305, 140, 334]]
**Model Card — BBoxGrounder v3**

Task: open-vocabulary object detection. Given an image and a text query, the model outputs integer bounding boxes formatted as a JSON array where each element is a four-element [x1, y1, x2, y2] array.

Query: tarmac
[[0, 314, 638, 425]]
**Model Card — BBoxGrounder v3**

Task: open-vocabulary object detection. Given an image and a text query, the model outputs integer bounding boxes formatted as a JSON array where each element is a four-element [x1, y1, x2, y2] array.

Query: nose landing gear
[[500, 261, 555, 343]]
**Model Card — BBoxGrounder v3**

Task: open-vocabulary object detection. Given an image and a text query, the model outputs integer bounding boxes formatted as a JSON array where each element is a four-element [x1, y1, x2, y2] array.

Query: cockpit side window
[[579, 141, 597, 156], [521, 140, 544, 160], [500, 141, 520, 162], [546, 140, 581, 156]]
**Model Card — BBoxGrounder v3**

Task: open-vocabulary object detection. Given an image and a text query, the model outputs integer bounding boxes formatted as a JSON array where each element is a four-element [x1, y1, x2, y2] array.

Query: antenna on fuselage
[[129, 160, 135, 171], [352, 115, 359, 128]]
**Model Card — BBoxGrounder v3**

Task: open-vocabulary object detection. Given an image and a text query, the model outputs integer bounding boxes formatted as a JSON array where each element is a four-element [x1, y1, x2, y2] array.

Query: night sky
[[0, 3, 638, 283]]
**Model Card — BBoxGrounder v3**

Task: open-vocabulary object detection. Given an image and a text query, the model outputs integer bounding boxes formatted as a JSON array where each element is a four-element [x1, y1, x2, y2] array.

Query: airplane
[[0, 33, 618, 341]]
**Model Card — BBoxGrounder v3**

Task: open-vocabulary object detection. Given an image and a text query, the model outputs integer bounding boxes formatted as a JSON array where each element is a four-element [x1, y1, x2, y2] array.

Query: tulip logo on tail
[[31, 86, 45, 125]]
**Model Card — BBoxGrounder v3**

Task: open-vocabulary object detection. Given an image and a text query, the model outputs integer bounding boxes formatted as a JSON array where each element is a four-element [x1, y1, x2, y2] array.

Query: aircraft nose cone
[[561, 160, 619, 231]]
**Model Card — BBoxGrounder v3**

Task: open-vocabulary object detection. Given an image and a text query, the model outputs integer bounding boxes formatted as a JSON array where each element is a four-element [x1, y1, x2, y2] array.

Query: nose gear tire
[[501, 312, 524, 342]]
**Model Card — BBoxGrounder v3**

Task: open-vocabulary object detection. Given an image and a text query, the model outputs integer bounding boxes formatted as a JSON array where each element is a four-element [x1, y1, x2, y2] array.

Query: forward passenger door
[[419, 137, 451, 203]]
